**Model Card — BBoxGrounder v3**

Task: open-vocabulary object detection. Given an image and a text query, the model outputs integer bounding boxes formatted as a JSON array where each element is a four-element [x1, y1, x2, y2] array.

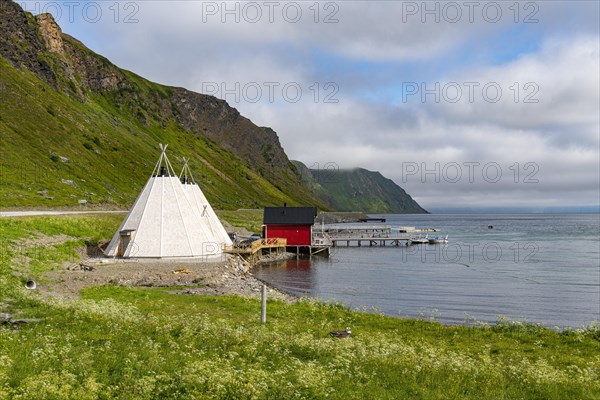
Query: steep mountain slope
[[292, 161, 428, 214], [0, 1, 327, 209]]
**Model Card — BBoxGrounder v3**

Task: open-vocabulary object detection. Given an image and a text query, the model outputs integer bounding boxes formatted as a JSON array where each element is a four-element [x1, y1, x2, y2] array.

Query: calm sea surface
[[254, 214, 600, 328]]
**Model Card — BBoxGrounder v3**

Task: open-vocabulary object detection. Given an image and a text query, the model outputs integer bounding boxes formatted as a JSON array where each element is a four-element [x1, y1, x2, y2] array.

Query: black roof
[[263, 207, 317, 225]]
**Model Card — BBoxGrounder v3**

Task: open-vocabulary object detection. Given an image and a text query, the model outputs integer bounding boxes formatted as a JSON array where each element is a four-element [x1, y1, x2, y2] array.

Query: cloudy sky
[[23, 0, 599, 209]]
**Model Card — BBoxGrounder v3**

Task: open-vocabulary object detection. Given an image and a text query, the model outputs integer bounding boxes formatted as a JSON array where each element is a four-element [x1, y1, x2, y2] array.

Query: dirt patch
[[10, 234, 77, 281], [19, 233, 74, 248]]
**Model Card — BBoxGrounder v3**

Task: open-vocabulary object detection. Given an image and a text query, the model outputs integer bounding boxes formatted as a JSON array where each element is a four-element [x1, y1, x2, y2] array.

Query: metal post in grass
[[261, 284, 267, 323]]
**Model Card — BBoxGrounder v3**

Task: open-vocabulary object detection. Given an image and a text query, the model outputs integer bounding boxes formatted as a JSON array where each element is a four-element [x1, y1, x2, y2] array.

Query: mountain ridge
[[0, 1, 326, 209], [292, 161, 427, 214], [0, 1, 426, 214]]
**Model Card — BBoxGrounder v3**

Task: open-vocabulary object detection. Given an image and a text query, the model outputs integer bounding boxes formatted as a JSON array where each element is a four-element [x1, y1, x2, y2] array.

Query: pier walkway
[[331, 236, 412, 247], [322, 224, 440, 247]]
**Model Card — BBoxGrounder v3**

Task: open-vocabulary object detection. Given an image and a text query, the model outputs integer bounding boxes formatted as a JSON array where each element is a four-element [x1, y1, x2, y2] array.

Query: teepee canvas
[[104, 145, 230, 259], [179, 159, 233, 247]]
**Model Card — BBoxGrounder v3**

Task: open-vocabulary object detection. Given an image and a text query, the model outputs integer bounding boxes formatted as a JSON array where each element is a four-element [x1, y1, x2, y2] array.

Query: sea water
[[253, 214, 600, 328]]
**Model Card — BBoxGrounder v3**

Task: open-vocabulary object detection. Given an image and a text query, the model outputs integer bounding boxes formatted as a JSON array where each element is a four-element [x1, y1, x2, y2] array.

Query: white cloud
[[432, 36, 599, 143]]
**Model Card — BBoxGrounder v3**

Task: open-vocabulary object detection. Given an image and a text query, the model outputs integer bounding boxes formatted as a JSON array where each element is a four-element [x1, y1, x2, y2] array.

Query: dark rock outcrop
[[0, 1, 58, 86]]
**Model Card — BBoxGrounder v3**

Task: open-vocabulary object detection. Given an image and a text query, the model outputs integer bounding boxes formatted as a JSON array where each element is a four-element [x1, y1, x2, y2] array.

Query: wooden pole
[[261, 284, 267, 324]]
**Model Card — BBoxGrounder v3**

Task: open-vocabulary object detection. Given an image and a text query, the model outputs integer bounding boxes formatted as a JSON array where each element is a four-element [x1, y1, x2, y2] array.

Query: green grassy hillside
[[0, 1, 327, 210]]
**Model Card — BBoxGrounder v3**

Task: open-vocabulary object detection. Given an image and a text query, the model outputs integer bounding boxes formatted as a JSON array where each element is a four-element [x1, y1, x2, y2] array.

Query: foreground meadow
[[0, 214, 599, 399]]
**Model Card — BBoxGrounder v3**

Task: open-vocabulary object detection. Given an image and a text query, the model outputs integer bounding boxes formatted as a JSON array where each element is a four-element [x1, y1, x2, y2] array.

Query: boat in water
[[428, 235, 448, 244], [409, 234, 429, 244]]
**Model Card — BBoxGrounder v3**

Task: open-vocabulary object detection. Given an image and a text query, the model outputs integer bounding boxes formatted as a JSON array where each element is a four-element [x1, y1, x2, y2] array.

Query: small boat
[[428, 235, 448, 244], [410, 234, 429, 244]]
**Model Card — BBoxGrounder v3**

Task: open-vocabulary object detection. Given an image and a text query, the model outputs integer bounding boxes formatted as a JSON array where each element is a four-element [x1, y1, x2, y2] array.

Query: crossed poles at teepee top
[[151, 143, 178, 178], [179, 157, 197, 185], [179, 157, 209, 217], [151, 144, 203, 188], [152, 145, 208, 217]]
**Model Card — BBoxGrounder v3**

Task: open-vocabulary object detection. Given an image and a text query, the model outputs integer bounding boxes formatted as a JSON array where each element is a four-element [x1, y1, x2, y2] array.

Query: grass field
[[0, 214, 599, 399], [215, 209, 264, 234]]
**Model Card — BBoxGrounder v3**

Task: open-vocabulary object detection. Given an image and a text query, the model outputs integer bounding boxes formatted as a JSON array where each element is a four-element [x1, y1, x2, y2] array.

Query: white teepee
[[104, 145, 231, 259]]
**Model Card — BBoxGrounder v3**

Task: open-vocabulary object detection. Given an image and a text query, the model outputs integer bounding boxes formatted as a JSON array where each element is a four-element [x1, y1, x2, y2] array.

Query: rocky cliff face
[[35, 13, 64, 55], [0, 1, 57, 85], [0, 2, 126, 93], [169, 88, 289, 171]]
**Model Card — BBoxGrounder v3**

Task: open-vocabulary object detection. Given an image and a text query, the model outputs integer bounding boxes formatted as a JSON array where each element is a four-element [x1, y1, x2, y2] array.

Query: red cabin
[[263, 206, 317, 247]]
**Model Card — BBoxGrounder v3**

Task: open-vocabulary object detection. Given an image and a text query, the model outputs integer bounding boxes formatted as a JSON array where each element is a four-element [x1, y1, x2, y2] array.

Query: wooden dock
[[331, 236, 412, 247], [325, 225, 391, 235], [223, 238, 287, 262], [223, 238, 287, 255], [322, 224, 438, 247]]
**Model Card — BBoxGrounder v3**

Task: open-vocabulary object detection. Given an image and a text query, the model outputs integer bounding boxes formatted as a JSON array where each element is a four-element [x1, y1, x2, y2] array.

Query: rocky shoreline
[[167, 253, 297, 302]]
